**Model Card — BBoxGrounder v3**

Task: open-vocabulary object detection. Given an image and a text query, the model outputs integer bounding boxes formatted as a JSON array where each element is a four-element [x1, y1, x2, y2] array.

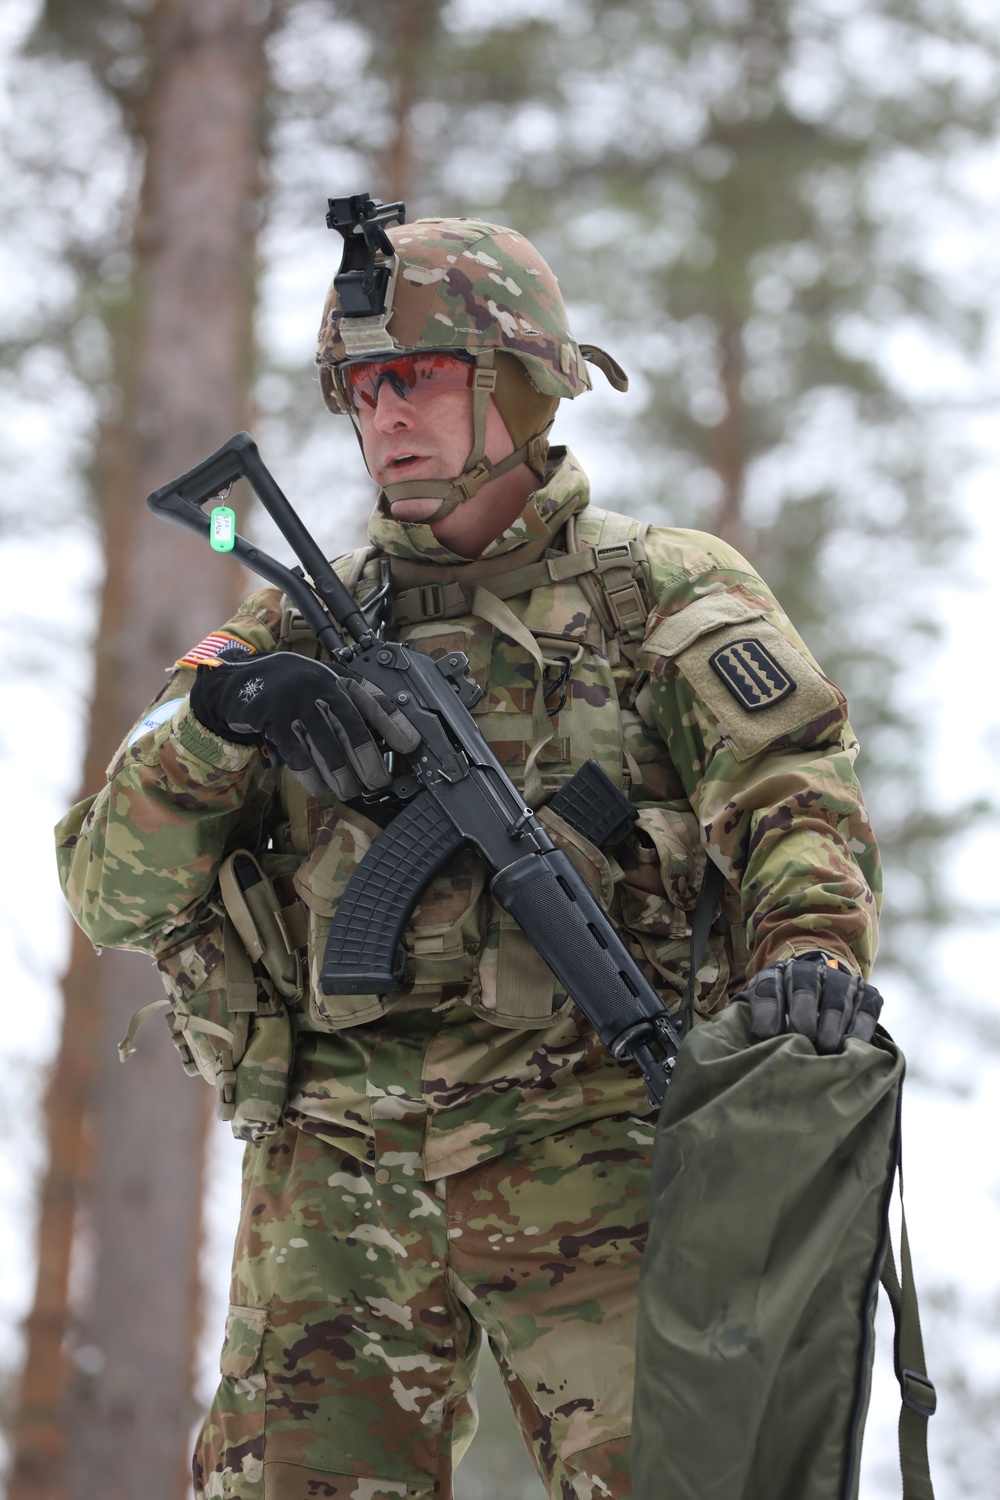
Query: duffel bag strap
[[881, 1178, 937, 1500]]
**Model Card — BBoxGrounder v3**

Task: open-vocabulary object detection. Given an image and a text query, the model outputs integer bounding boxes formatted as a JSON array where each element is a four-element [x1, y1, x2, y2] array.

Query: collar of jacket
[[367, 446, 591, 588]]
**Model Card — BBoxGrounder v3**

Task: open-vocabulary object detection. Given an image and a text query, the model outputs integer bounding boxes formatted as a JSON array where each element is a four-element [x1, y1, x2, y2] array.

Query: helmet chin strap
[[369, 350, 552, 523]]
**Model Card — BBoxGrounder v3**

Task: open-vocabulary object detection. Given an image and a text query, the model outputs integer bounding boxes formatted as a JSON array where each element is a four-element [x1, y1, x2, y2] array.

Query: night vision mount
[[326, 192, 406, 320]]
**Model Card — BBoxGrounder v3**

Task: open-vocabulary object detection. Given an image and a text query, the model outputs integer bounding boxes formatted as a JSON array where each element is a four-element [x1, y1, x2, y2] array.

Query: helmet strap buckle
[[455, 461, 493, 500]]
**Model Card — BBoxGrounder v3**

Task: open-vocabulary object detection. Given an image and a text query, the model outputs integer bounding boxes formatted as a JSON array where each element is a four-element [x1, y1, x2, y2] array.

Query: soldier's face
[[357, 365, 532, 557]]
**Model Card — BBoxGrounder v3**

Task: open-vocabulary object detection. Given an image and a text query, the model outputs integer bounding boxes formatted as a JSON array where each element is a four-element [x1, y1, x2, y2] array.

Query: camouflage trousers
[[194, 1109, 655, 1500]]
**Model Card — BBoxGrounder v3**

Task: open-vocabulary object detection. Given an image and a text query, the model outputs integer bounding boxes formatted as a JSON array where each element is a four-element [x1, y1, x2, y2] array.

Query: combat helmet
[[316, 194, 627, 520]]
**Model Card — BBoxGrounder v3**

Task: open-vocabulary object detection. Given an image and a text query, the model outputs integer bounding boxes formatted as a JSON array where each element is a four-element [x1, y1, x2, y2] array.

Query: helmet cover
[[316, 217, 593, 408]]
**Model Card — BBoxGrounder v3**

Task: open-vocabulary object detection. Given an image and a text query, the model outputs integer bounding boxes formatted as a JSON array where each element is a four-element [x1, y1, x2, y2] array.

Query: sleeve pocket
[[220, 1305, 267, 1378], [638, 593, 844, 762]]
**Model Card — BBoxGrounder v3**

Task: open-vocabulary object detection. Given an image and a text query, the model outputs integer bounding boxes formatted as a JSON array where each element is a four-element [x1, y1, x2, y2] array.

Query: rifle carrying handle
[[320, 790, 464, 994]]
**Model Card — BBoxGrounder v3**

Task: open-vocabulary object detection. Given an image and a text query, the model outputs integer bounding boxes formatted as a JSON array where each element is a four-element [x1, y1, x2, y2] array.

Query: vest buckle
[[419, 583, 445, 619]]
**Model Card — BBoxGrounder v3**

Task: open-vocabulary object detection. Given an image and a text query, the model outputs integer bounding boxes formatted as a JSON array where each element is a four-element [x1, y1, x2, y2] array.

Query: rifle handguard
[[491, 850, 680, 1107]]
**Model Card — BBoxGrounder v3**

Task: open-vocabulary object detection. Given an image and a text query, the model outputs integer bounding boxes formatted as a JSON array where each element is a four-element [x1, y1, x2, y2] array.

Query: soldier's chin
[[389, 497, 444, 523]]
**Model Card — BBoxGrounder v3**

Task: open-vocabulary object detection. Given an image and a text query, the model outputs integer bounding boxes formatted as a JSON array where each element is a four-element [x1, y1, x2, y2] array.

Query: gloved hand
[[189, 653, 421, 800], [738, 952, 883, 1054]]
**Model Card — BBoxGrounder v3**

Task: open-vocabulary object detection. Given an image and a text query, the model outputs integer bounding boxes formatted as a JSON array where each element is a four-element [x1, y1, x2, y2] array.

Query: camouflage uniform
[[56, 222, 879, 1500]]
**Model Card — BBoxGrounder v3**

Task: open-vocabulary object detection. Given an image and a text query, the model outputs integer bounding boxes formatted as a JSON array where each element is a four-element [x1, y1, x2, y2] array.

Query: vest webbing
[[392, 550, 594, 624], [279, 511, 655, 667], [468, 584, 555, 807], [387, 508, 653, 652], [273, 512, 660, 1031], [567, 509, 653, 649]]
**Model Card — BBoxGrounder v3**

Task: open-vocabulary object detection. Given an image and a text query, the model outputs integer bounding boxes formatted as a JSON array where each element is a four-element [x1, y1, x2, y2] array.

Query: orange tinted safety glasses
[[340, 351, 475, 412]]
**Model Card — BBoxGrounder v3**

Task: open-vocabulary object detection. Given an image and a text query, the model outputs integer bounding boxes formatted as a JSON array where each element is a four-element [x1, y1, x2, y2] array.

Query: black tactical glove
[[189, 653, 421, 800], [738, 952, 883, 1054]]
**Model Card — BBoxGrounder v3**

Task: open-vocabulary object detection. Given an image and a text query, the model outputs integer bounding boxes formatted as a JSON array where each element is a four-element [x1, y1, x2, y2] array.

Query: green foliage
[[28, 0, 152, 107]]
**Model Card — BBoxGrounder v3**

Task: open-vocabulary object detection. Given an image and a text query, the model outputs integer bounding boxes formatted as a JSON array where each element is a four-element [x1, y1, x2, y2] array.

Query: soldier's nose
[[372, 377, 414, 432]]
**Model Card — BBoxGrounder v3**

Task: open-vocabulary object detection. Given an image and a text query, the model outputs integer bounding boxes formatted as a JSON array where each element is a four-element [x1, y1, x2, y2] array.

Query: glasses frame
[[338, 349, 478, 413]]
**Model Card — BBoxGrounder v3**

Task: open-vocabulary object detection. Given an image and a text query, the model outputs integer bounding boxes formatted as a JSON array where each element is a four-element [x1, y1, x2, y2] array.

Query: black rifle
[[147, 432, 682, 1106]]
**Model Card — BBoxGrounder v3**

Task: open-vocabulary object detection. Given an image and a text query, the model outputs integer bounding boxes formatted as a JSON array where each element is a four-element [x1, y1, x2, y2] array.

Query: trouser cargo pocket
[[194, 1305, 267, 1499]]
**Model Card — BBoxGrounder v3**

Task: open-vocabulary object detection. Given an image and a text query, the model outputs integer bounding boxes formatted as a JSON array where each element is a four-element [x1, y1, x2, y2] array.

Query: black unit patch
[[709, 638, 797, 712]]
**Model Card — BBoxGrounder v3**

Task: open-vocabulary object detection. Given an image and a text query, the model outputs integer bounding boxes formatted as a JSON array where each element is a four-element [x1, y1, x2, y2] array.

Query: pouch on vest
[[631, 1001, 935, 1500], [615, 804, 748, 1017], [474, 804, 619, 1028], [293, 801, 489, 1028], [123, 850, 303, 1142]]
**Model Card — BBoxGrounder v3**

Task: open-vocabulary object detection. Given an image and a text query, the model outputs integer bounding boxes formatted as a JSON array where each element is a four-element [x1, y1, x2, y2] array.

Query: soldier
[[57, 210, 883, 1500]]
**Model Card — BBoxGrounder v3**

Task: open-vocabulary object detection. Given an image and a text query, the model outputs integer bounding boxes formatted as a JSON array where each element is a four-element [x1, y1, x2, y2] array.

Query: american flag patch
[[176, 631, 257, 669]]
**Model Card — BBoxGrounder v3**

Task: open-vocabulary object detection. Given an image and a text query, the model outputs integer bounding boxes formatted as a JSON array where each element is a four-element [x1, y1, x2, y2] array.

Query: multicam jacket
[[56, 450, 880, 1177]]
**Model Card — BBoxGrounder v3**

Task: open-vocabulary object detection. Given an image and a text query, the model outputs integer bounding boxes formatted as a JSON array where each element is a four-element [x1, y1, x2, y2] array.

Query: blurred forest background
[[1, 0, 999, 1497]]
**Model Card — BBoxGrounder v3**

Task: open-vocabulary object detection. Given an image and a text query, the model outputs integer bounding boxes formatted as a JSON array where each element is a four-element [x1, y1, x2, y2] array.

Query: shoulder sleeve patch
[[710, 637, 796, 710], [676, 619, 844, 761], [126, 696, 186, 746], [176, 631, 258, 670]]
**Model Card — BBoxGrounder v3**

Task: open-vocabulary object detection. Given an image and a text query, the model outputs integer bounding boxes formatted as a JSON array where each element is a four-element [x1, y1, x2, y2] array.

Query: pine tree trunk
[[383, 0, 440, 206], [9, 3, 269, 1497], [713, 313, 749, 550]]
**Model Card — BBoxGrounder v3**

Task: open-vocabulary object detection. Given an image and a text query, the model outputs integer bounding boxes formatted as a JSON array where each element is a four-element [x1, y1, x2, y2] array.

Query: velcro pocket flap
[[220, 1304, 267, 1378], [639, 592, 765, 661], [639, 593, 843, 763], [293, 804, 386, 1030], [293, 804, 382, 916], [536, 805, 620, 910]]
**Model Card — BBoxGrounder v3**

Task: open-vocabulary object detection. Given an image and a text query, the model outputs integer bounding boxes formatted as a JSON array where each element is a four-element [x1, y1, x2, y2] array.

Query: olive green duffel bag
[[632, 1000, 935, 1500]]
